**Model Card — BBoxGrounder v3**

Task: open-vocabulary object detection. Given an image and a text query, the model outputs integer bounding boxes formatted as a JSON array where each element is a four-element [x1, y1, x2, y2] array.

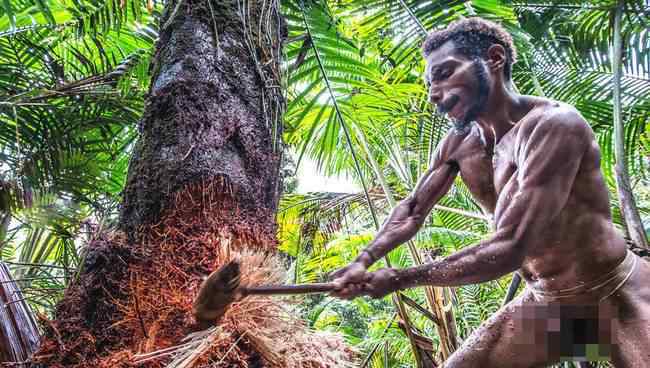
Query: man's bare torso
[[443, 97, 628, 292], [330, 94, 650, 367]]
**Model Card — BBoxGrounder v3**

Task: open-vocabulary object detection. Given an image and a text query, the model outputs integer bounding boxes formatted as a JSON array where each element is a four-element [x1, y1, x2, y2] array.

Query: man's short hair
[[422, 18, 517, 81]]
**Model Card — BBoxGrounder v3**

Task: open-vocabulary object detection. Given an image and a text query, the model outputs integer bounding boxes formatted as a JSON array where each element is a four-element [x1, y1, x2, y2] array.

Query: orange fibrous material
[[32, 180, 356, 368]]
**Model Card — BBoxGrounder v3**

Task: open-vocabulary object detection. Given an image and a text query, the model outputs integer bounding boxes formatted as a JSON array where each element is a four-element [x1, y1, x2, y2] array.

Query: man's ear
[[486, 44, 506, 73]]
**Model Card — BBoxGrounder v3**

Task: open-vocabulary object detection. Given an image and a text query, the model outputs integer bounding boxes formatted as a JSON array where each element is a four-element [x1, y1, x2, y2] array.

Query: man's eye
[[431, 69, 451, 81]]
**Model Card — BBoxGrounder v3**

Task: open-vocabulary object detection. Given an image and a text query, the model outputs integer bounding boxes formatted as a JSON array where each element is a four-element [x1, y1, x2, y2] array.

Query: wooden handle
[[242, 282, 336, 296]]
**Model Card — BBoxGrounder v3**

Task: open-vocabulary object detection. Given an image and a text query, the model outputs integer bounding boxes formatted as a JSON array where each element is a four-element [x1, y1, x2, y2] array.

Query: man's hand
[[329, 262, 370, 300], [363, 268, 399, 299], [330, 264, 401, 300]]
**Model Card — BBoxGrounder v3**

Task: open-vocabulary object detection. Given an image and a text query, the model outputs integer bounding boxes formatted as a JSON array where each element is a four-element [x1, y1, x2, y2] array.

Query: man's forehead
[[426, 55, 455, 71], [426, 41, 457, 60], [424, 42, 460, 75]]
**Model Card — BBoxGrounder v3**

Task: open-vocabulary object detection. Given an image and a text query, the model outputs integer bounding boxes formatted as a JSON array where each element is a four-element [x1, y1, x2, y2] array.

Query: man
[[330, 18, 650, 367]]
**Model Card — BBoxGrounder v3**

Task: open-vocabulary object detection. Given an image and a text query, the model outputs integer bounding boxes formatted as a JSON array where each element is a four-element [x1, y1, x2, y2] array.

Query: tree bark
[[32, 0, 295, 366], [119, 0, 284, 238]]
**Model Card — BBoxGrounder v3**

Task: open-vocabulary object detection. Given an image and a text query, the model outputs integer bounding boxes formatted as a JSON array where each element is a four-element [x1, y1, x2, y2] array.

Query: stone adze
[[193, 260, 335, 326]]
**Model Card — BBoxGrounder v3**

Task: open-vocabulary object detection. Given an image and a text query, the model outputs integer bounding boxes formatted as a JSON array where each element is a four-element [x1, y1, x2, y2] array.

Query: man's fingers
[[332, 275, 354, 291], [344, 284, 363, 300], [328, 262, 374, 300], [328, 270, 343, 281], [330, 263, 367, 282], [338, 285, 357, 300], [331, 288, 354, 300], [361, 283, 373, 296], [329, 282, 367, 300], [331, 270, 364, 289], [329, 283, 352, 297], [331, 279, 343, 291]]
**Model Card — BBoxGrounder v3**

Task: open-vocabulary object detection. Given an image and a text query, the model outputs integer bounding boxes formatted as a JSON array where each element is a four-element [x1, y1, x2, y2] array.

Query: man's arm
[[370, 113, 590, 294], [354, 135, 461, 268], [329, 132, 462, 299]]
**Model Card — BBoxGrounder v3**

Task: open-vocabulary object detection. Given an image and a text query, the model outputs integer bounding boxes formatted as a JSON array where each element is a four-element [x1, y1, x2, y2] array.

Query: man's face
[[424, 41, 491, 131]]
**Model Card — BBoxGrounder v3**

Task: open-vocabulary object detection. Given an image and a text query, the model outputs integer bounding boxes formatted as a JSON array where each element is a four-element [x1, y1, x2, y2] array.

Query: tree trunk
[[0, 262, 40, 364], [118, 0, 283, 239], [612, 2, 648, 249], [31, 1, 354, 367]]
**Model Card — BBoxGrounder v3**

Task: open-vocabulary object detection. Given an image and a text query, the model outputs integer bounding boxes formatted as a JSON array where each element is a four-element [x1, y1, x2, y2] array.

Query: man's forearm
[[392, 234, 523, 289], [356, 227, 418, 267], [352, 160, 459, 268], [353, 200, 422, 267]]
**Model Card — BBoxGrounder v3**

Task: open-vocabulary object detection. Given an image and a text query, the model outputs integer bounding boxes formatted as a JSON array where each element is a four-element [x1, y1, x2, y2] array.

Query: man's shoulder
[[437, 124, 486, 160], [517, 100, 592, 143]]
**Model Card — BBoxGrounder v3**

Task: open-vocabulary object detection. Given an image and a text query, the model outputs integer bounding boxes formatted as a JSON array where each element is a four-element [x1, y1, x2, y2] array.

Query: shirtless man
[[330, 18, 650, 367]]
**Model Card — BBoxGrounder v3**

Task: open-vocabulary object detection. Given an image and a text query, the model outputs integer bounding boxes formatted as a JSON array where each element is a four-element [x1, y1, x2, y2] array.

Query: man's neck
[[474, 83, 534, 145]]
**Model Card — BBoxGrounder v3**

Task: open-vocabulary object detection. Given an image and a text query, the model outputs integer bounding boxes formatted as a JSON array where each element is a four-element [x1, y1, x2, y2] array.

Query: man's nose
[[428, 85, 442, 105]]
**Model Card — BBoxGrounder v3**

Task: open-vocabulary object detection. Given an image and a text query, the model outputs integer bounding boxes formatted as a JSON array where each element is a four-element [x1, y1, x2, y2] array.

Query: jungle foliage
[[0, 0, 648, 367]]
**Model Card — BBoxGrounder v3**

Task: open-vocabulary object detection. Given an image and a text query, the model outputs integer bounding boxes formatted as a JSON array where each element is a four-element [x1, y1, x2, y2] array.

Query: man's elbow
[[491, 229, 526, 272], [502, 237, 526, 272], [405, 194, 432, 225]]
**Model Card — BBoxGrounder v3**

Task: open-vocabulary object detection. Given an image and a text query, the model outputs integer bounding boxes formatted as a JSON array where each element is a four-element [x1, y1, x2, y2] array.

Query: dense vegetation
[[1, 0, 648, 367]]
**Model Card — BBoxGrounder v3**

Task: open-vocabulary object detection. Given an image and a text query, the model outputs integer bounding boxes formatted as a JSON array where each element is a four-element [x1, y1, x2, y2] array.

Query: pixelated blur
[[512, 303, 617, 362]]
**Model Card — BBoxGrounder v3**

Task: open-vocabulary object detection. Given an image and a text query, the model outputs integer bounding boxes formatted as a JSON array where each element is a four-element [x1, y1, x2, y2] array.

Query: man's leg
[[609, 257, 650, 367], [443, 289, 560, 368], [611, 320, 650, 368]]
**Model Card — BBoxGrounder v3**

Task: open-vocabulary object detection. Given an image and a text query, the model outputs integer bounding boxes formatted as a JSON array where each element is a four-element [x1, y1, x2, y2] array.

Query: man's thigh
[[611, 320, 650, 368], [610, 257, 650, 367], [444, 289, 560, 368]]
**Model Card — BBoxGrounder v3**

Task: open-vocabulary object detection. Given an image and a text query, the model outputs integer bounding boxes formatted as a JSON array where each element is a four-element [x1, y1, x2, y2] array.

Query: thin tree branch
[[299, 3, 426, 366], [611, 1, 648, 249], [398, 292, 439, 324], [502, 273, 522, 305], [360, 312, 398, 368], [3, 261, 77, 271], [397, 0, 427, 36]]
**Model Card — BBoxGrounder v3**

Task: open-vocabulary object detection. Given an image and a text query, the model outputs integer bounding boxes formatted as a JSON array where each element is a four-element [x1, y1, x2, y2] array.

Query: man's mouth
[[437, 95, 460, 117]]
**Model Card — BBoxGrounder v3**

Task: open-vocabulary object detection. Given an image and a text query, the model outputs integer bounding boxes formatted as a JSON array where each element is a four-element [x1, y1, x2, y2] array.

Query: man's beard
[[451, 59, 490, 133]]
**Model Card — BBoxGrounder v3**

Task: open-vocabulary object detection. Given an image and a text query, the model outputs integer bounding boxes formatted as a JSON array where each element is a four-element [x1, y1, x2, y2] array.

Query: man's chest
[[491, 133, 518, 193], [454, 129, 520, 212]]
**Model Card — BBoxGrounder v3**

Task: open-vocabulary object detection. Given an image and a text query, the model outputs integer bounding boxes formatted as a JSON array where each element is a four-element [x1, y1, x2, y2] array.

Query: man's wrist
[[355, 249, 378, 268]]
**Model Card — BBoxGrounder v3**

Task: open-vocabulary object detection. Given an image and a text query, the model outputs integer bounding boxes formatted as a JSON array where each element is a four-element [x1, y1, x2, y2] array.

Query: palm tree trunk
[[612, 1, 648, 249], [31, 0, 307, 366], [0, 262, 40, 364], [119, 1, 284, 237]]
